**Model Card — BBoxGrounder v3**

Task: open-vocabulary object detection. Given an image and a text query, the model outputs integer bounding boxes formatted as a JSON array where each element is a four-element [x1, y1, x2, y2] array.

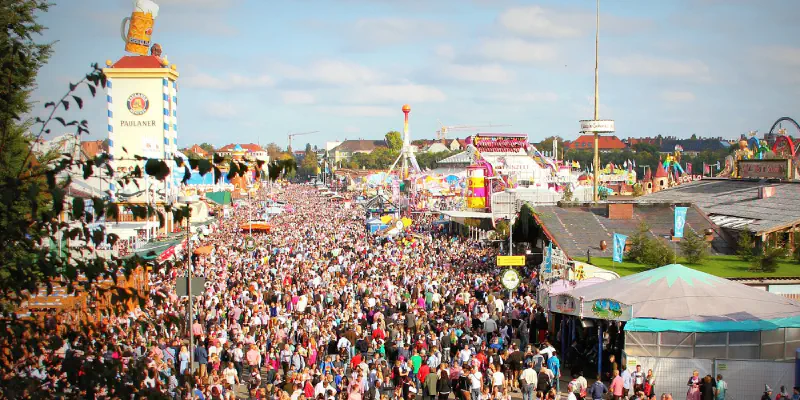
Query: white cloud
[[490, 92, 560, 102], [280, 59, 385, 86], [183, 72, 274, 90], [435, 44, 456, 60], [349, 18, 448, 48], [438, 64, 516, 84], [349, 84, 446, 104], [497, 5, 653, 39], [281, 91, 316, 105], [498, 6, 583, 39], [204, 102, 238, 119], [660, 91, 696, 102], [478, 38, 558, 64], [606, 55, 710, 79], [316, 106, 395, 117], [758, 45, 800, 67]]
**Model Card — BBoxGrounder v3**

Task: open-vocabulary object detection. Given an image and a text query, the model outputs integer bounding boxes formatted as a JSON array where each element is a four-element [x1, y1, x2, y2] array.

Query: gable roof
[[566, 134, 627, 150], [186, 145, 209, 157]]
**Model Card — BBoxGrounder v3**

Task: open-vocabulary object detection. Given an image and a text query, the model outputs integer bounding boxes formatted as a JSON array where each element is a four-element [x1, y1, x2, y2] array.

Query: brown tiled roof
[[567, 134, 627, 150], [186, 145, 208, 157]]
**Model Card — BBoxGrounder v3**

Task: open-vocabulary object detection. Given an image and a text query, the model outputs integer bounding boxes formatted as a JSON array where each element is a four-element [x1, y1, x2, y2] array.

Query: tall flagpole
[[592, 0, 601, 203]]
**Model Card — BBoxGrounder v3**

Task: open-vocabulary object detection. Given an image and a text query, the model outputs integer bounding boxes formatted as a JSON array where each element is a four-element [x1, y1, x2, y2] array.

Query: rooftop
[[566, 134, 627, 150], [111, 55, 165, 69], [639, 179, 800, 234], [535, 203, 730, 259]]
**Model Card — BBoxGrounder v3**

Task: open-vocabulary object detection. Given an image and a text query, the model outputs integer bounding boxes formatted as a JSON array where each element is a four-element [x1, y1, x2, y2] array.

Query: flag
[[686, 163, 693, 175], [633, 160, 636, 168], [612, 233, 628, 263], [623, 160, 628, 168], [544, 242, 553, 273], [577, 161, 581, 169], [674, 206, 688, 238]]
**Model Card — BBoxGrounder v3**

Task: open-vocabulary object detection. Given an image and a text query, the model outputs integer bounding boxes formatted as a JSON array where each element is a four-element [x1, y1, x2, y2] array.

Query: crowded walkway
[[1, 184, 579, 399]]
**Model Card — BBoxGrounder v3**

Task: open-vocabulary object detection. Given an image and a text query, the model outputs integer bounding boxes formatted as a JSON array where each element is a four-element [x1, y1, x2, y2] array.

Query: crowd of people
[[2, 183, 783, 399], [0, 184, 564, 399]]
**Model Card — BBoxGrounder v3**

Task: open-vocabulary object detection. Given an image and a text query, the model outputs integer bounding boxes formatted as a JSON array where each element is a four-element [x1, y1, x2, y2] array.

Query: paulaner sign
[[738, 159, 792, 180]]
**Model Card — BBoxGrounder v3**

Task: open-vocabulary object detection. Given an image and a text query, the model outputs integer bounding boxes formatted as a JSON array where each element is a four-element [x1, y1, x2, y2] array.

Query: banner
[[612, 233, 627, 263], [686, 163, 692, 175], [674, 206, 688, 238], [544, 242, 553, 273]]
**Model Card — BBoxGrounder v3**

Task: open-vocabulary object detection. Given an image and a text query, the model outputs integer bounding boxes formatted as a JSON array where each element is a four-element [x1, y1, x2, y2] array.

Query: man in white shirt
[[467, 365, 483, 400], [520, 362, 537, 400]]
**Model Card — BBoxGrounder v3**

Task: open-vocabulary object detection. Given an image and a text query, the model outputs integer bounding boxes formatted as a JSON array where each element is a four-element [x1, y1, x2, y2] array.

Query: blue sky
[[31, 0, 800, 149]]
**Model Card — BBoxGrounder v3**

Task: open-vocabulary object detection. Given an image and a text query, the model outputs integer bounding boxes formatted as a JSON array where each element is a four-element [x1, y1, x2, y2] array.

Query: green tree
[[300, 143, 319, 177], [385, 131, 403, 152], [736, 229, 754, 261], [632, 143, 659, 154], [626, 221, 651, 262], [752, 244, 786, 273], [266, 142, 282, 160], [679, 229, 709, 264], [198, 142, 214, 154], [537, 136, 565, 153]]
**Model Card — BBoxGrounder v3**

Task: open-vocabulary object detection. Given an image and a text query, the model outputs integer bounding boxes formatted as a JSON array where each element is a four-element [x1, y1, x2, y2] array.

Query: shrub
[[751, 245, 786, 273], [680, 230, 710, 264], [736, 229, 754, 262], [640, 237, 673, 268]]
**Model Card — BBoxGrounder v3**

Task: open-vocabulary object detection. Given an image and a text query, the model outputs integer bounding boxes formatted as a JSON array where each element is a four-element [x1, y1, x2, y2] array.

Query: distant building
[[565, 134, 627, 152], [184, 144, 209, 158], [216, 143, 269, 161], [330, 139, 388, 163], [81, 140, 107, 159]]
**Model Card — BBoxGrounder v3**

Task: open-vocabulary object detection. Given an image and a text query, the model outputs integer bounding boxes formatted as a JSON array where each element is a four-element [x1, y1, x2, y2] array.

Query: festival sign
[[550, 294, 579, 316], [244, 235, 256, 251], [587, 298, 632, 321], [579, 120, 616, 133], [497, 255, 525, 266], [474, 134, 528, 153], [738, 159, 792, 180], [500, 269, 521, 290]]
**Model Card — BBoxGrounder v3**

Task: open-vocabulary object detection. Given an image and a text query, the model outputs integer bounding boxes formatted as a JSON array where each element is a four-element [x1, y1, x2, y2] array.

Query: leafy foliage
[[385, 130, 403, 151], [562, 184, 573, 202], [627, 222, 672, 268], [679, 229, 710, 264], [751, 244, 786, 273]]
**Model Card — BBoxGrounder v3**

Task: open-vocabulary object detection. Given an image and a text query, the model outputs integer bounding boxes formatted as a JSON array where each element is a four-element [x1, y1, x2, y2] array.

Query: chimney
[[608, 203, 634, 219], [758, 186, 776, 199]]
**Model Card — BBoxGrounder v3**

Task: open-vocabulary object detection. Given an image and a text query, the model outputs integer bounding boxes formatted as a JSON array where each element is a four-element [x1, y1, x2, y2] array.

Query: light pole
[[592, 0, 601, 203], [178, 194, 198, 372], [505, 188, 517, 256]]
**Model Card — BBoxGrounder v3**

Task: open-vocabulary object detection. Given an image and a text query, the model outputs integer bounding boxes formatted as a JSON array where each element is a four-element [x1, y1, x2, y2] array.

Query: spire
[[655, 162, 669, 178]]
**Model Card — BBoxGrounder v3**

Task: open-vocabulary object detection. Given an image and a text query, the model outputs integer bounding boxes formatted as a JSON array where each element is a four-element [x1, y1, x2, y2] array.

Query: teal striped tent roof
[[562, 264, 800, 332]]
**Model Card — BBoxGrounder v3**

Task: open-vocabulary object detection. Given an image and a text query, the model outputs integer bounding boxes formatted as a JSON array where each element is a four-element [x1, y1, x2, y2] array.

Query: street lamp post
[[177, 194, 198, 372]]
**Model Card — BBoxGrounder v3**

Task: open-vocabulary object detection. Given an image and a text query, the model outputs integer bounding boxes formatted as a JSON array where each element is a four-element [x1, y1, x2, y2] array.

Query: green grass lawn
[[581, 255, 800, 278]]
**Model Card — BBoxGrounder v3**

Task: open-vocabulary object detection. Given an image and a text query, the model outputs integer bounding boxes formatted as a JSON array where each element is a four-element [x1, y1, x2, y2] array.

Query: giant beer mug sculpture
[[121, 0, 160, 56]]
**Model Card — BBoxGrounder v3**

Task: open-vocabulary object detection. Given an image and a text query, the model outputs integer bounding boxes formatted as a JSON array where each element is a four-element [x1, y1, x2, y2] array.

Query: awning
[[241, 222, 271, 232], [205, 191, 232, 205], [193, 245, 214, 255], [439, 210, 494, 219]]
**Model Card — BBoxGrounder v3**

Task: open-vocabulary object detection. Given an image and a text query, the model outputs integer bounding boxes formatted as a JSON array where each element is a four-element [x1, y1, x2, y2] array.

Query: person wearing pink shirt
[[609, 370, 624, 400]]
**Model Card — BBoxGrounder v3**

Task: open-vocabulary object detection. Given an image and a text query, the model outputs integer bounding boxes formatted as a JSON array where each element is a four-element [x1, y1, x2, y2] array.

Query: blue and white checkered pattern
[[106, 79, 116, 198], [162, 78, 171, 158], [171, 80, 178, 151]]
